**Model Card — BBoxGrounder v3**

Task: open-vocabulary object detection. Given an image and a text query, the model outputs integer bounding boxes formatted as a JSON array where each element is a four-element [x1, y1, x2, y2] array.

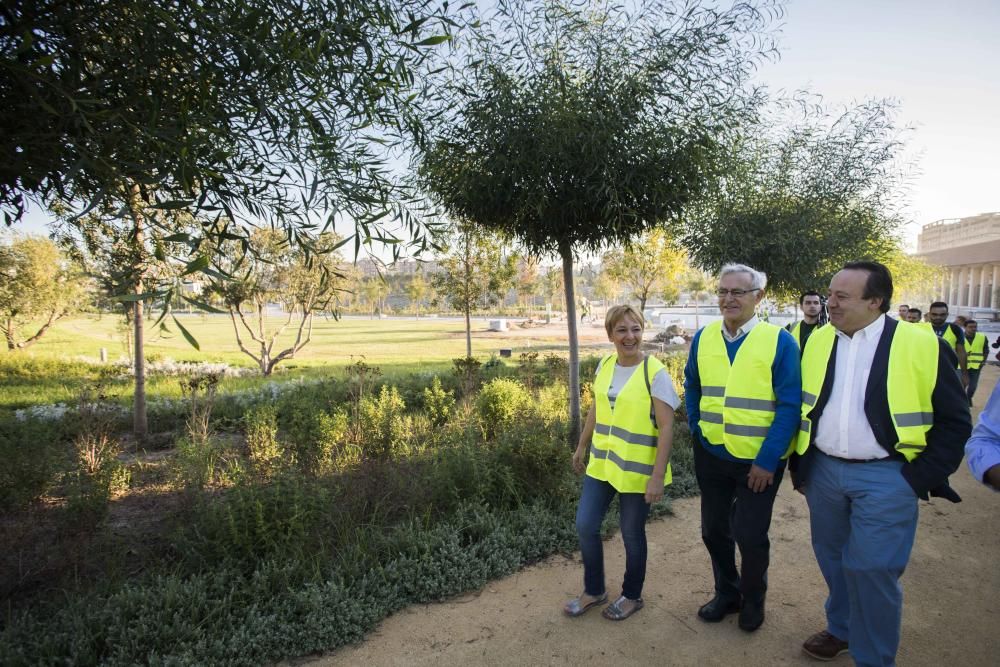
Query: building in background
[[917, 212, 1000, 318]]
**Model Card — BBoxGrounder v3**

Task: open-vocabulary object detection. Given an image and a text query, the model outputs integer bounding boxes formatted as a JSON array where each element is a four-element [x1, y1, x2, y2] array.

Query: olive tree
[[207, 230, 347, 375], [0, 234, 86, 350], [418, 0, 778, 446], [602, 229, 688, 316], [681, 99, 910, 299], [2, 0, 459, 436]]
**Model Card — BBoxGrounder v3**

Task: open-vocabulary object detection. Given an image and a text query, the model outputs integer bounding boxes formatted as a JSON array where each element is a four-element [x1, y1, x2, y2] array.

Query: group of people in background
[[563, 259, 998, 667]]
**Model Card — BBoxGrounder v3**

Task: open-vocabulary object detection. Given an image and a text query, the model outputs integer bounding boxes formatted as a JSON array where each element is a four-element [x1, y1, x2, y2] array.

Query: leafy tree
[[431, 221, 517, 357], [591, 268, 621, 314], [682, 99, 909, 300], [884, 246, 945, 308], [684, 269, 715, 330], [515, 255, 541, 316], [403, 272, 431, 318], [358, 277, 389, 318], [418, 0, 775, 445], [207, 230, 347, 375], [2, 0, 458, 436], [0, 234, 86, 350], [602, 229, 688, 315]]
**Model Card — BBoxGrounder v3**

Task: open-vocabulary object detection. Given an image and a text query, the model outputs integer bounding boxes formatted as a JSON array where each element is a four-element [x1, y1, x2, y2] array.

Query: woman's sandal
[[601, 595, 644, 621], [563, 592, 608, 617]]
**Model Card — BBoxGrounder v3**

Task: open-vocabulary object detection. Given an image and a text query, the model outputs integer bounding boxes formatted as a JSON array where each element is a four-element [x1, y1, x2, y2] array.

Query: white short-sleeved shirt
[[595, 357, 681, 412]]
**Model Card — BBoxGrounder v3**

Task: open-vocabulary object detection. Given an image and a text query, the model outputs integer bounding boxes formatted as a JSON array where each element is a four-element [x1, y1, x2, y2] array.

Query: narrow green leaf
[[173, 315, 200, 351]]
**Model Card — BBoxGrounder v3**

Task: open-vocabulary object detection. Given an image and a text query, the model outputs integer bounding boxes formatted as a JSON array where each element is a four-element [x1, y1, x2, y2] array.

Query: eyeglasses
[[716, 288, 760, 298]]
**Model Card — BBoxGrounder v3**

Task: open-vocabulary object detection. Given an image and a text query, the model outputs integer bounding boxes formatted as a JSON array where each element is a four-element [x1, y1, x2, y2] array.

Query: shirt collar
[[723, 314, 759, 342], [835, 313, 885, 341]]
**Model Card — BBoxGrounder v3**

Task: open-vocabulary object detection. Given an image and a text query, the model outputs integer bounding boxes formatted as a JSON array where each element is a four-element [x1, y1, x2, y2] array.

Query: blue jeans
[[806, 452, 918, 667], [576, 474, 651, 600]]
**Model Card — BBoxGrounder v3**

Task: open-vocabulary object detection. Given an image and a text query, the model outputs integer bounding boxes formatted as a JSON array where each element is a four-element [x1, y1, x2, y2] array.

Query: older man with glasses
[[683, 263, 802, 632]]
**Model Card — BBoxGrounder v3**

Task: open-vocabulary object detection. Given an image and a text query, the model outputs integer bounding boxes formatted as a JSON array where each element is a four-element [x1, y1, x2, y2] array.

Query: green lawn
[[1, 314, 609, 411]]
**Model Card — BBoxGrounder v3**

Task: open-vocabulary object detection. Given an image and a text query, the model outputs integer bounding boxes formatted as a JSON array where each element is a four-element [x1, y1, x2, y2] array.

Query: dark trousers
[[967, 368, 981, 405], [693, 443, 785, 602]]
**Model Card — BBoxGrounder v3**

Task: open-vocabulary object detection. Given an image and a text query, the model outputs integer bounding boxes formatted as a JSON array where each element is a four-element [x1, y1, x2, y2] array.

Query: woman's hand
[[644, 475, 665, 504]]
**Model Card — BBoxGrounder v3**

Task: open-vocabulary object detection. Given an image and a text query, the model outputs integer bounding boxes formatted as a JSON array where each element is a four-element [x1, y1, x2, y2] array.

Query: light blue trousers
[[806, 452, 918, 667]]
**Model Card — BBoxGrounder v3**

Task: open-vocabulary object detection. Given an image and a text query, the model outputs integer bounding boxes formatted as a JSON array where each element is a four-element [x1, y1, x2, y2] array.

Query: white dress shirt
[[722, 314, 759, 342], [814, 315, 890, 460]]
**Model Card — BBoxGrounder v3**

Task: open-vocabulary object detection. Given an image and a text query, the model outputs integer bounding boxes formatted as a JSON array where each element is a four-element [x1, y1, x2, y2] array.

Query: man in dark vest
[[786, 291, 824, 354], [792, 262, 970, 666]]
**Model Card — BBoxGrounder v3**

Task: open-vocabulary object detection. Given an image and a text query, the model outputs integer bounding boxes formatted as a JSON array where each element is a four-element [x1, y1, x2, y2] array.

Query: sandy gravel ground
[[296, 365, 1000, 667]]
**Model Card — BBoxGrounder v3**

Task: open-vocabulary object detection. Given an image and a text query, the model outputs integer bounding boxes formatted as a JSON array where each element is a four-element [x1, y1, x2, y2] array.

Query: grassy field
[[1, 314, 611, 411]]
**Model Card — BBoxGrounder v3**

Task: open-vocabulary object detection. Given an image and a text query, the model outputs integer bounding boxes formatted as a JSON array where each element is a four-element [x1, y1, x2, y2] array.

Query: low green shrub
[[0, 501, 579, 667], [475, 377, 532, 440], [244, 404, 282, 478], [359, 385, 408, 460], [0, 417, 71, 512], [421, 375, 455, 428]]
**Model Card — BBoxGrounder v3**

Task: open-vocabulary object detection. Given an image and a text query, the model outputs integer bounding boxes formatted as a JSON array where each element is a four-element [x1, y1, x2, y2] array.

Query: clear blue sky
[[755, 0, 1000, 245], [13, 0, 999, 250]]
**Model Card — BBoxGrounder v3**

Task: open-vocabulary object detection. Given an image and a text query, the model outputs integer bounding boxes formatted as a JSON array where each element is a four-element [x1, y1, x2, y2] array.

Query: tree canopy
[[418, 0, 779, 445], [1, 0, 458, 252], [0, 234, 86, 349], [681, 98, 910, 300]]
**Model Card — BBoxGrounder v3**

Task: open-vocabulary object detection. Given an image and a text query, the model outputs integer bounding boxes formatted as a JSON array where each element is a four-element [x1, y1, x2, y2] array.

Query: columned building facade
[[917, 212, 1000, 315]]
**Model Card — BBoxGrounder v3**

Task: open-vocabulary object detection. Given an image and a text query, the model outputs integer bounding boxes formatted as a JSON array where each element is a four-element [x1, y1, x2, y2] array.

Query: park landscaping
[[0, 315, 694, 666]]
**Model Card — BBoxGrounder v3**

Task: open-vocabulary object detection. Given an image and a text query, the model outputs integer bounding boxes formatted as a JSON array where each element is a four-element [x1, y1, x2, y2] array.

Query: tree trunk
[[127, 183, 148, 440], [560, 242, 581, 450], [464, 226, 473, 358], [465, 307, 472, 358]]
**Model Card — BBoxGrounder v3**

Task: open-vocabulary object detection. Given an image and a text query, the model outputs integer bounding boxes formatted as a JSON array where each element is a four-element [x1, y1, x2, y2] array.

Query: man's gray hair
[[719, 263, 767, 291]]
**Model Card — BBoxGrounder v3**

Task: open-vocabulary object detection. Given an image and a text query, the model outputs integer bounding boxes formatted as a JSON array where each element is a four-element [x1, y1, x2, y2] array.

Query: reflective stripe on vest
[[966, 333, 986, 370], [696, 320, 784, 459], [587, 353, 672, 492], [798, 320, 938, 461]]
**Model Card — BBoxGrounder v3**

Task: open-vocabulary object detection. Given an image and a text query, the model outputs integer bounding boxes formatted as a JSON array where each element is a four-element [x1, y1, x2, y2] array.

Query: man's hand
[[985, 463, 1000, 491], [571, 448, 587, 475], [961, 370, 970, 389], [747, 464, 775, 493]]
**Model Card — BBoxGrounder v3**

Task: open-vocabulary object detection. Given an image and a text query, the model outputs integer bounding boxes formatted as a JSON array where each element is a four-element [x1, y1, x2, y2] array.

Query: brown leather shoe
[[802, 630, 849, 661]]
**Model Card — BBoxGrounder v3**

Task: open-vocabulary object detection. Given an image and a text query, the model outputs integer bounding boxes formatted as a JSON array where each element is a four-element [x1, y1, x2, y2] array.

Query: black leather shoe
[[738, 597, 765, 632], [697, 595, 741, 622]]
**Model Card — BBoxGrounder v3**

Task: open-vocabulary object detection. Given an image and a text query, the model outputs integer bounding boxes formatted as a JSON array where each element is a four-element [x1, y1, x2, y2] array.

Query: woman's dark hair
[[843, 261, 892, 314]]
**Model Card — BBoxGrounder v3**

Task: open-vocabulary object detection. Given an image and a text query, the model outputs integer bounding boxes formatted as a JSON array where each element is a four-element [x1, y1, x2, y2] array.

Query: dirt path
[[299, 366, 1000, 667]]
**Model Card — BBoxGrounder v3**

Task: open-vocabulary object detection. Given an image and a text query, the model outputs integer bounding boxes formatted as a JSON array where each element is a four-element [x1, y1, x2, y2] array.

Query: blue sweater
[[684, 323, 802, 472]]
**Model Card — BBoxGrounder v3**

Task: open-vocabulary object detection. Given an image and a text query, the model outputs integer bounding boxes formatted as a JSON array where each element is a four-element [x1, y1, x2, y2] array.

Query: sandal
[[601, 595, 644, 621], [563, 592, 608, 617]]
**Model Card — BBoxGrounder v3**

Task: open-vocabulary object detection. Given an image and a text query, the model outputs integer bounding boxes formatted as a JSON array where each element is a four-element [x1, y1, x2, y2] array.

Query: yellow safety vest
[[790, 321, 823, 350], [696, 320, 787, 459], [798, 321, 939, 461], [930, 323, 960, 368], [966, 333, 986, 370], [588, 354, 672, 493]]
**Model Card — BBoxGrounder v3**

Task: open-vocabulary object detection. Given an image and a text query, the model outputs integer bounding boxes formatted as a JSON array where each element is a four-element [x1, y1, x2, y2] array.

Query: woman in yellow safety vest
[[564, 305, 679, 621]]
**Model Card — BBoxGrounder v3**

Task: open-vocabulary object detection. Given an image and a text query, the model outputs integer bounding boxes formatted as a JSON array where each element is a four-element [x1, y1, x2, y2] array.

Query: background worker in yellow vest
[[565, 305, 679, 621], [683, 263, 801, 632], [791, 262, 970, 666], [785, 290, 824, 354], [928, 301, 969, 387], [905, 307, 922, 323], [964, 319, 986, 405], [896, 303, 909, 320]]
